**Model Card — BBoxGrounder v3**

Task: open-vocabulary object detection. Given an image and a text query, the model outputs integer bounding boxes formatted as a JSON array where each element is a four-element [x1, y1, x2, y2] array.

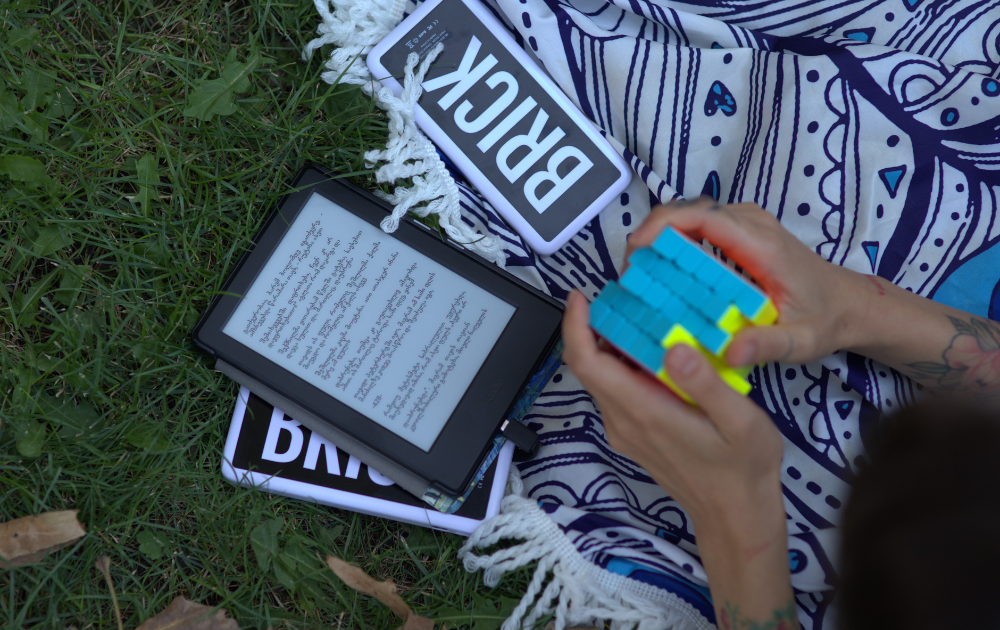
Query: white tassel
[[460, 480, 718, 630], [303, 0, 507, 267]]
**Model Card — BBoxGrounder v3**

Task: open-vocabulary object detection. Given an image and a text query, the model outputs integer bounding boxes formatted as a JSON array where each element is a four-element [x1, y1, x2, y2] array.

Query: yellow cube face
[[716, 304, 749, 334], [658, 324, 752, 402], [750, 299, 779, 326], [716, 366, 753, 396], [656, 367, 695, 403], [660, 323, 699, 350], [591, 235, 779, 406]]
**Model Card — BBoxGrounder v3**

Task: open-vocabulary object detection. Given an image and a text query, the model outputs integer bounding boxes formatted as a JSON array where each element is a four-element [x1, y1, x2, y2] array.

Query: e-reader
[[367, 0, 632, 255], [223, 387, 512, 536], [193, 164, 562, 500]]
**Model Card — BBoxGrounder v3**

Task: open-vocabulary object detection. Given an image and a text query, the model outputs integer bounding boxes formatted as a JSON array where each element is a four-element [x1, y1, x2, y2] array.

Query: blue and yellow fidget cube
[[589, 227, 778, 402]]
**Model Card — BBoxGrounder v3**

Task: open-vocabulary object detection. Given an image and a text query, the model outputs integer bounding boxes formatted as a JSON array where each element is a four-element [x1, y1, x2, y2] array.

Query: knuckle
[[728, 202, 755, 217]]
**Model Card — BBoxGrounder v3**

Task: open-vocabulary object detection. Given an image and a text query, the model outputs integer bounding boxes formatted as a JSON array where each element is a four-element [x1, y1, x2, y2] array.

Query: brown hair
[[839, 398, 1000, 629]]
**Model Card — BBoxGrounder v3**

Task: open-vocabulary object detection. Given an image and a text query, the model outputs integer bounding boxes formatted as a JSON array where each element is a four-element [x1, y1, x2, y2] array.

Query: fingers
[[561, 290, 637, 384], [562, 290, 688, 414], [561, 290, 597, 367], [626, 199, 783, 289], [725, 324, 813, 366], [628, 197, 719, 249], [664, 344, 758, 434]]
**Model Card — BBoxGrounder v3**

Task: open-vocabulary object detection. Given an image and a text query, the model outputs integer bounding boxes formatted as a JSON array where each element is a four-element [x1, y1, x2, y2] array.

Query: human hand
[[561, 290, 786, 535], [563, 290, 798, 626], [626, 198, 862, 367]]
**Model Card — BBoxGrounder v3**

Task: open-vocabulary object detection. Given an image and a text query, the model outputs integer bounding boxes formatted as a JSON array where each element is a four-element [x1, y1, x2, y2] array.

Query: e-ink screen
[[223, 193, 516, 451]]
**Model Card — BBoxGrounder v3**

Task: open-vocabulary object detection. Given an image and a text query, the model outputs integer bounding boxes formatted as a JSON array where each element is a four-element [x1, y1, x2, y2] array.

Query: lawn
[[0, 0, 528, 626]]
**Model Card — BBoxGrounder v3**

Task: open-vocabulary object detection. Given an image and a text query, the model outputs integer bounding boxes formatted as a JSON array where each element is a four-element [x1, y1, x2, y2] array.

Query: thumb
[[725, 324, 812, 366], [664, 344, 750, 428]]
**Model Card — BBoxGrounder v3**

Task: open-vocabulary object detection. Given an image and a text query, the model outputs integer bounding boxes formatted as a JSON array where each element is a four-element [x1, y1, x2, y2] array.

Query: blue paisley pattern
[[409, 0, 1000, 626]]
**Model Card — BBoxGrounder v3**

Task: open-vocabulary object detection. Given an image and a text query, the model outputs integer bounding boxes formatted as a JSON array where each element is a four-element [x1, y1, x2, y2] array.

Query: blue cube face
[[625, 332, 651, 356], [628, 248, 660, 274], [598, 315, 624, 343], [734, 283, 768, 317], [621, 268, 653, 296], [713, 271, 746, 303], [696, 261, 726, 288], [701, 293, 731, 321], [615, 326, 637, 349], [590, 300, 613, 327], [670, 272, 695, 296], [678, 310, 707, 338], [653, 313, 675, 337], [637, 308, 659, 332], [600, 281, 624, 303], [602, 309, 629, 336], [652, 228, 686, 260], [620, 285, 650, 314], [652, 259, 679, 285], [696, 325, 731, 355], [675, 246, 708, 275], [639, 344, 665, 373], [684, 283, 712, 309], [660, 294, 688, 321], [628, 300, 653, 323]]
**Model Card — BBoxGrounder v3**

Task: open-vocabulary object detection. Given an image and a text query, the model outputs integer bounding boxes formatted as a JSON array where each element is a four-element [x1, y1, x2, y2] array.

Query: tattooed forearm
[[905, 315, 1000, 396], [719, 600, 799, 630]]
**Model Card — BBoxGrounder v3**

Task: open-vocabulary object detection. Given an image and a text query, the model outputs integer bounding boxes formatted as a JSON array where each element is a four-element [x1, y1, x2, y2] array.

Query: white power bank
[[367, 0, 631, 255]]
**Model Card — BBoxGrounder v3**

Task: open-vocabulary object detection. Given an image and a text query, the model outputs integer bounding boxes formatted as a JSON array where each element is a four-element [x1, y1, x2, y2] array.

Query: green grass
[[0, 0, 530, 626]]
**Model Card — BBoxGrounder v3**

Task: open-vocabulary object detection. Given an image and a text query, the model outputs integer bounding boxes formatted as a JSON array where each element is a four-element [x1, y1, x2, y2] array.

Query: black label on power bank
[[379, 0, 620, 241]]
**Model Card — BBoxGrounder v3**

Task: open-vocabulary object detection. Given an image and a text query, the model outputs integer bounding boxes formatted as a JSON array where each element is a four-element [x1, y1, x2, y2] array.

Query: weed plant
[[0, 0, 528, 627]]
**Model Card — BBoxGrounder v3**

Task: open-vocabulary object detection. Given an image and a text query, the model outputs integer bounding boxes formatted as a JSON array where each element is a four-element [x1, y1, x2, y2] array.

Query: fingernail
[[667, 345, 698, 377]]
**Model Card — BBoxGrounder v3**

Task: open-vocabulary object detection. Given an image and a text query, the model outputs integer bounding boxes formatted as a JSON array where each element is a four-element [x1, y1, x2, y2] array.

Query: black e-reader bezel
[[193, 164, 563, 495]]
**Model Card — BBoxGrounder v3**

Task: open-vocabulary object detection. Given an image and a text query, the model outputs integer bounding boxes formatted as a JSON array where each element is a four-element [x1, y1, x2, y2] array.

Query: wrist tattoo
[[719, 600, 799, 630], [905, 315, 1000, 396]]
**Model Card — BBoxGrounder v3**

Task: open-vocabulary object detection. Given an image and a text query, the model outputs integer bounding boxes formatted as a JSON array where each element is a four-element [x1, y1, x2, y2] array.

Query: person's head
[[839, 398, 1000, 629]]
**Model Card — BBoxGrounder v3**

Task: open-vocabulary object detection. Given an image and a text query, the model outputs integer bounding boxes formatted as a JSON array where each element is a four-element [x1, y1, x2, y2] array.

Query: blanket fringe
[[302, 0, 507, 267], [459, 471, 716, 630]]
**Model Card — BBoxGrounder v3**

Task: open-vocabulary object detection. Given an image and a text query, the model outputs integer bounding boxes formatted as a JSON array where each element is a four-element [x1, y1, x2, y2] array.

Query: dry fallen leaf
[[0, 510, 86, 568], [135, 596, 239, 630], [326, 555, 411, 617], [326, 555, 435, 630], [401, 613, 435, 630], [95, 556, 124, 630]]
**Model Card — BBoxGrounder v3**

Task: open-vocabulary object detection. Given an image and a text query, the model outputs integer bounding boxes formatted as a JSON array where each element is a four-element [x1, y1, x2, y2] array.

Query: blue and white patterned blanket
[[428, 0, 1000, 627]]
